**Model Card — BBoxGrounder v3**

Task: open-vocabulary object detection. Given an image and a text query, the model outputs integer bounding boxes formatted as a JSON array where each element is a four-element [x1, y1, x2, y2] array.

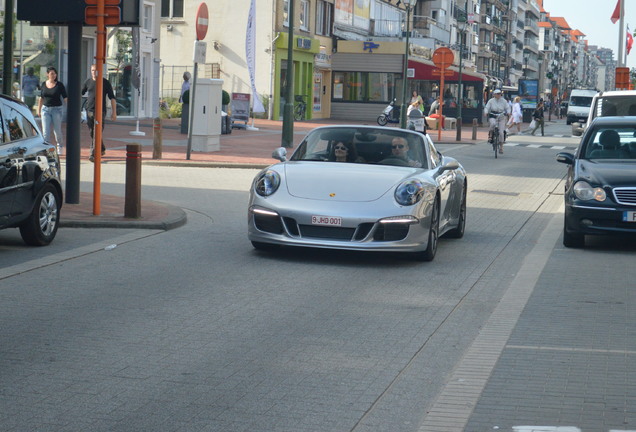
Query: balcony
[[524, 19, 539, 35]]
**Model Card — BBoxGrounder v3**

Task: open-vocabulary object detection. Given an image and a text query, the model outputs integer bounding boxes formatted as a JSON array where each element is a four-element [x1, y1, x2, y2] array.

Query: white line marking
[[551, 146, 566, 149], [527, 144, 542, 148]]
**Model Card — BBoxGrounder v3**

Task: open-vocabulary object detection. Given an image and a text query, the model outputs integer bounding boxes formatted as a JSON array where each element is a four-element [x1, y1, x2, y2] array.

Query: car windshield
[[570, 96, 593, 107], [290, 127, 428, 168], [593, 96, 636, 117], [582, 127, 636, 159]]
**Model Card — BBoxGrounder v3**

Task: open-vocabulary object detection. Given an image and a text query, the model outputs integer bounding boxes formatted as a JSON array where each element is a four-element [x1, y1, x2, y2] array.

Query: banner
[[245, 0, 265, 113]]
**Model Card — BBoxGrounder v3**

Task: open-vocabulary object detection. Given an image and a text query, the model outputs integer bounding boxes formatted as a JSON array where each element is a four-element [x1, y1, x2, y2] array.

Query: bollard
[[472, 118, 478, 140], [153, 117, 162, 160], [455, 117, 462, 141], [125, 143, 142, 219]]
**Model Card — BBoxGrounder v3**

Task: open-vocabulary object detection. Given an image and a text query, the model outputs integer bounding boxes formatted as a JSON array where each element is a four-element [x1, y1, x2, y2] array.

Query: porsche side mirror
[[272, 147, 287, 162]]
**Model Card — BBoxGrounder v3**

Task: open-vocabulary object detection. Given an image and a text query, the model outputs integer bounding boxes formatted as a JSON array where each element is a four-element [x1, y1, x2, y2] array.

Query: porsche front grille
[[614, 187, 636, 206]]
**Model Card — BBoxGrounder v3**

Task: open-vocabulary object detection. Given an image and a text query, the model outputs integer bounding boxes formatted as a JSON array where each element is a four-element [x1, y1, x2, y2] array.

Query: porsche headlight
[[573, 181, 606, 202], [395, 179, 425, 206], [255, 170, 281, 197]]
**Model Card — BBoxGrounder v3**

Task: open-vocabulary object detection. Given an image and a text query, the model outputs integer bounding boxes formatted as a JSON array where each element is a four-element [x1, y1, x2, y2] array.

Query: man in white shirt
[[483, 89, 511, 154]]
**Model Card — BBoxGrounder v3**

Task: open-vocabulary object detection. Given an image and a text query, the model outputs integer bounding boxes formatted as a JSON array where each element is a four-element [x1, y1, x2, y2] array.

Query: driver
[[391, 137, 422, 167]]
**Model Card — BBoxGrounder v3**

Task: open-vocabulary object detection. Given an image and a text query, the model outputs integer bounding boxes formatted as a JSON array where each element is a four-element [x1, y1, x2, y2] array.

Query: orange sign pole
[[92, 0, 105, 215], [432, 47, 455, 142]]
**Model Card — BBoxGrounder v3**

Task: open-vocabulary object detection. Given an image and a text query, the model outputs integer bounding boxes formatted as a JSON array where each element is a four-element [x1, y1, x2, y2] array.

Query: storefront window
[[332, 72, 396, 102], [442, 83, 480, 109]]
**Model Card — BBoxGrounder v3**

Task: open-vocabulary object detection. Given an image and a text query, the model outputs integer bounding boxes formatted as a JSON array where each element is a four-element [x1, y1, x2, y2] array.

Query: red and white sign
[[195, 3, 209, 41]]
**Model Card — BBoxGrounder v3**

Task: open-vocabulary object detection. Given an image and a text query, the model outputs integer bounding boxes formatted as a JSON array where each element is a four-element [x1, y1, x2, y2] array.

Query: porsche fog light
[[255, 170, 281, 197], [573, 181, 606, 202], [395, 180, 425, 206]]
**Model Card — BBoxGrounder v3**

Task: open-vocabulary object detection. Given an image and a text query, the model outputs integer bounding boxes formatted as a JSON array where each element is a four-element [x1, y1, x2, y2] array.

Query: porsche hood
[[282, 162, 423, 202]]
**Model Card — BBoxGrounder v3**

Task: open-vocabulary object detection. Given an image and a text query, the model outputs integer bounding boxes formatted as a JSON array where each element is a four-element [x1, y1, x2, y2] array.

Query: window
[[2, 107, 36, 142], [316, 0, 333, 36], [300, 0, 309, 31], [143, 4, 153, 32], [283, 0, 289, 27], [161, 0, 183, 18], [332, 72, 397, 102]]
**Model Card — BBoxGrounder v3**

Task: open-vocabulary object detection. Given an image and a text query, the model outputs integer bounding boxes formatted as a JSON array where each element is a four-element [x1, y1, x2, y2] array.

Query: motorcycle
[[377, 99, 401, 126]]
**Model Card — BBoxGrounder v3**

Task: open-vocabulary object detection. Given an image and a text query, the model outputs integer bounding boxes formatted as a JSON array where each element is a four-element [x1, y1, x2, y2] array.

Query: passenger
[[330, 140, 360, 163], [390, 137, 422, 167]]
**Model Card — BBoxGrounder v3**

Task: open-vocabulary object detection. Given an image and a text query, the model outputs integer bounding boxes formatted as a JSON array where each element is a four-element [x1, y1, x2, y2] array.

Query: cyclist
[[484, 89, 510, 154]]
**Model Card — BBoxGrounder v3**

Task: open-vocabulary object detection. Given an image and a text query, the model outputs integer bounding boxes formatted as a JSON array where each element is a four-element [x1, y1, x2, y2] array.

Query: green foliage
[[159, 97, 181, 119], [222, 90, 230, 106]]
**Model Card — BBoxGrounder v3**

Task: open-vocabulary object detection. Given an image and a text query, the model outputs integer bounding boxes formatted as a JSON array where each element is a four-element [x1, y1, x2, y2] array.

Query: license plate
[[623, 211, 636, 222], [312, 215, 342, 226]]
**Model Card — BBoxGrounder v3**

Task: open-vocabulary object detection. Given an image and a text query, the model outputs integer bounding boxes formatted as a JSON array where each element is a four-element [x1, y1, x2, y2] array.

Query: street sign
[[85, 6, 121, 25], [193, 41, 207, 64], [432, 68, 454, 76], [432, 47, 454, 69], [195, 3, 209, 41]]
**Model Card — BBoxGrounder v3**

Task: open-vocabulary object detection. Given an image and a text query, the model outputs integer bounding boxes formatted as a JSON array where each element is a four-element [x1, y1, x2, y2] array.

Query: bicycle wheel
[[493, 129, 499, 159], [294, 105, 304, 121]]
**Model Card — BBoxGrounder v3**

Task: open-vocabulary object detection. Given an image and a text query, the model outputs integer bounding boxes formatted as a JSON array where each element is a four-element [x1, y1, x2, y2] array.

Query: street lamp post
[[456, 13, 467, 140], [282, 0, 295, 148], [399, 0, 418, 129]]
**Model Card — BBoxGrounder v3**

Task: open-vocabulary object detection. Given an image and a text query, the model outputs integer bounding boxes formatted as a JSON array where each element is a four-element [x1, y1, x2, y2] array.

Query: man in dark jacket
[[530, 100, 545, 136], [81, 64, 117, 161]]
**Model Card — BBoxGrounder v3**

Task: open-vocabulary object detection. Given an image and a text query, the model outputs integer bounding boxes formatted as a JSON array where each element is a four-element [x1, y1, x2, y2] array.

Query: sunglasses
[[392, 144, 405, 149], [334, 145, 348, 150]]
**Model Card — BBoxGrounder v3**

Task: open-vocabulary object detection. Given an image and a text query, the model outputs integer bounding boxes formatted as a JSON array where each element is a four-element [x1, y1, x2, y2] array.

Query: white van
[[566, 89, 598, 125]]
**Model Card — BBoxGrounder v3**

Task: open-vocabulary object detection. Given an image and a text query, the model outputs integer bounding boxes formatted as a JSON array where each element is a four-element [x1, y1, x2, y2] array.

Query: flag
[[611, 0, 621, 24], [245, 0, 266, 113], [627, 25, 634, 55]]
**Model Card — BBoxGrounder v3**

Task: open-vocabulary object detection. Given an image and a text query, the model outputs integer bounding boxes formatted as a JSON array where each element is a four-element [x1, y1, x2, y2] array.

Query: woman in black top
[[37, 66, 67, 153]]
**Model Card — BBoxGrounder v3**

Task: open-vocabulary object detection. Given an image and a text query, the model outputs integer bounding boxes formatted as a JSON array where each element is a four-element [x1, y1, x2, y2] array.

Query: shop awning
[[408, 58, 485, 82]]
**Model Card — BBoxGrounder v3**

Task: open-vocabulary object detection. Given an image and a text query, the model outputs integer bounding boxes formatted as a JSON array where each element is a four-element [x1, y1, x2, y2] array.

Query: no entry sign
[[195, 3, 209, 41]]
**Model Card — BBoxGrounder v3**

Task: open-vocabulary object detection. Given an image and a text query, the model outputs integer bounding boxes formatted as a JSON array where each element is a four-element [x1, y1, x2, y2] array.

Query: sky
[[543, 0, 635, 69]]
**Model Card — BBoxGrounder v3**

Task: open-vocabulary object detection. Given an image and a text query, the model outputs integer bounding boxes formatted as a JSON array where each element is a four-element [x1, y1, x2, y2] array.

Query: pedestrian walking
[[530, 100, 545, 136], [180, 71, 191, 103], [410, 90, 424, 114], [506, 96, 523, 134], [37, 66, 67, 153], [22, 67, 40, 113], [81, 64, 117, 162]]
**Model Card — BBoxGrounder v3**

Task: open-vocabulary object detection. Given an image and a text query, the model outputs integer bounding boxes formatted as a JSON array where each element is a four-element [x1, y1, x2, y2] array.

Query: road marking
[[551, 146, 567, 149], [513, 427, 580, 432], [417, 196, 564, 432], [527, 144, 542, 148], [506, 345, 636, 355]]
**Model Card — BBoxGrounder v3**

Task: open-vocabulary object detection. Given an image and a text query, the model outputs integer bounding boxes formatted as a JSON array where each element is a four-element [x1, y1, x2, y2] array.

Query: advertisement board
[[518, 79, 539, 109]]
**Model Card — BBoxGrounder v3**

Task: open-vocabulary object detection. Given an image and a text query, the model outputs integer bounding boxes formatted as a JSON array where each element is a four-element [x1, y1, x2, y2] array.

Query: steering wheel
[[378, 157, 410, 167]]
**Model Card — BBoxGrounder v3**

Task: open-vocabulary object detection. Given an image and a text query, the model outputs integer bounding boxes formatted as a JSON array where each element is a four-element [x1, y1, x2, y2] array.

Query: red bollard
[[125, 143, 142, 219]]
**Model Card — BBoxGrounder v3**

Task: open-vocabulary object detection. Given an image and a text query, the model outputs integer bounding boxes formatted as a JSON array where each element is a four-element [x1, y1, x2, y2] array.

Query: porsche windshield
[[290, 128, 428, 168]]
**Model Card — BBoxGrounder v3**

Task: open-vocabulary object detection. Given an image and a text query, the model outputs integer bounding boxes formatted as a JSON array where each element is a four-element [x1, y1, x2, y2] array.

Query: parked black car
[[0, 94, 63, 245], [557, 116, 636, 248]]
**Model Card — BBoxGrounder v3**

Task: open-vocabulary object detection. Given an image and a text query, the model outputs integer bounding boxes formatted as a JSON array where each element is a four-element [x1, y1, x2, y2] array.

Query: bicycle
[[294, 95, 306, 121], [488, 112, 506, 159]]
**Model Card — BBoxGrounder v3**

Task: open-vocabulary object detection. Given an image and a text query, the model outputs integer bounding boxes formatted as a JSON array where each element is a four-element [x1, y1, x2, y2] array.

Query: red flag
[[627, 30, 634, 55], [611, 0, 621, 24]]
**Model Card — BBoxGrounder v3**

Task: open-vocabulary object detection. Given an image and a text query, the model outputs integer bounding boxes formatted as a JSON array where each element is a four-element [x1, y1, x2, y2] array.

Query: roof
[[551, 17, 572, 30], [538, 22, 552, 28], [571, 29, 586, 37]]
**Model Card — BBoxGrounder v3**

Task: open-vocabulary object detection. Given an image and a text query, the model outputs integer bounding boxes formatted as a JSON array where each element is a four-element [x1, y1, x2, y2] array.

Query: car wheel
[[19, 183, 61, 246], [445, 183, 466, 239], [377, 115, 388, 126], [416, 198, 439, 261], [251, 241, 280, 251], [562, 220, 584, 248]]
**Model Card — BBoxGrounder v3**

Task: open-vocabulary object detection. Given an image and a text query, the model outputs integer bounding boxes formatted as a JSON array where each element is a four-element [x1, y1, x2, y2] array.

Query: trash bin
[[180, 103, 189, 134]]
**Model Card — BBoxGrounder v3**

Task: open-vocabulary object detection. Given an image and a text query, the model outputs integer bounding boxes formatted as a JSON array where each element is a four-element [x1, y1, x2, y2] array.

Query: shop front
[[407, 58, 485, 125], [312, 45, 332, 119], [273, 33, 319, 121]]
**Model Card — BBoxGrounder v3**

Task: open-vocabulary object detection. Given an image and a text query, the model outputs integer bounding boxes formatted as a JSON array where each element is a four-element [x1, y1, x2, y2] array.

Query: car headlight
[[254, 170, 281, 197], [395, 179, 425, 206], [573, 181, 606, 201]]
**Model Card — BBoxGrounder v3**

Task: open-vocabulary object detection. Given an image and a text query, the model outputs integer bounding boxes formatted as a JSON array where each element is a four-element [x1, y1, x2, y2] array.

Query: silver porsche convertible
[[247, 126, 467, 261]]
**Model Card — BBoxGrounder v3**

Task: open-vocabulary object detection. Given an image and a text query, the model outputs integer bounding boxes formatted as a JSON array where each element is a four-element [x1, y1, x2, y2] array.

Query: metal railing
[[160, 64, 221, 100]]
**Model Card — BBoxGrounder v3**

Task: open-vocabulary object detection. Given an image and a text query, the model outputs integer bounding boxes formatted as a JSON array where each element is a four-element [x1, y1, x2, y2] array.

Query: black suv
[[0, 95, 62, 245]]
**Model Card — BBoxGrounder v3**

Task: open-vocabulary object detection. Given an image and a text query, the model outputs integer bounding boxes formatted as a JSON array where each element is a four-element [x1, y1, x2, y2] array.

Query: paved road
[[1, 124, 634, 432]]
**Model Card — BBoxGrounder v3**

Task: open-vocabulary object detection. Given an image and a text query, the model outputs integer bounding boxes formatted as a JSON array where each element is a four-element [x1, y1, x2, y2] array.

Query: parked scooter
[[377, 99, 401, 126]]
